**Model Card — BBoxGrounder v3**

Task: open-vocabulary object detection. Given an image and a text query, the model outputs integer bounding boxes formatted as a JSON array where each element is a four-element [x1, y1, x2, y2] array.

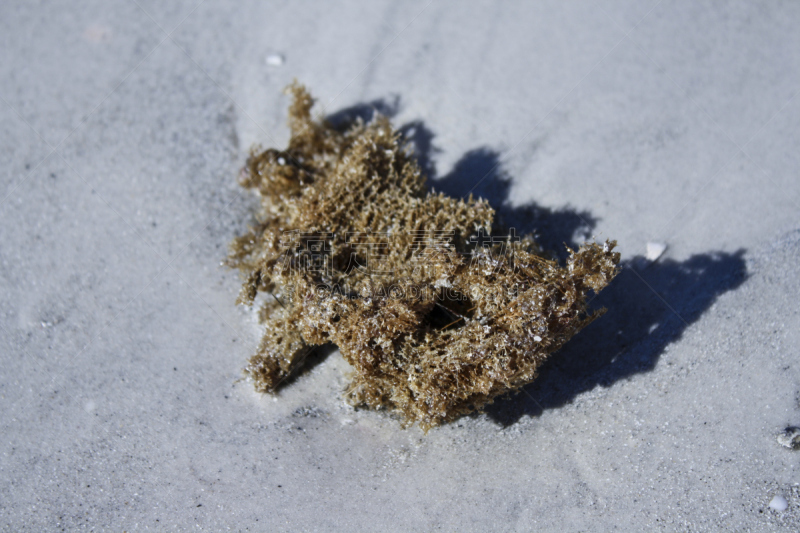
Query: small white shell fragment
[[266, 53, 284, 66], [777, 427, 800, 449], [645, 242, 667, 261], [533, 335, 542, 342], [769, 495, 788, 512]]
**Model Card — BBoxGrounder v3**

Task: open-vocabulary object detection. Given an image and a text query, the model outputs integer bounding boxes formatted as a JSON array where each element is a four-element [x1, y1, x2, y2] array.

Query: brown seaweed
[[227, 83, 620, 430]]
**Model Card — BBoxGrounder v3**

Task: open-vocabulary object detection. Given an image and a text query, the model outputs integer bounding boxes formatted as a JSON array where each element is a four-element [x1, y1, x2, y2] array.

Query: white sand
[[2, 1, 800, 530]]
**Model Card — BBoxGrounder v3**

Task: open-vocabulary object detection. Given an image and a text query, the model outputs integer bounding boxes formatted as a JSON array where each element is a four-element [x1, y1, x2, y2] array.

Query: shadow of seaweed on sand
[[324, 99, 749, 426], [425, 144, 748, 425], [486, 251, 747, 426], [433, 147, 597, 262]]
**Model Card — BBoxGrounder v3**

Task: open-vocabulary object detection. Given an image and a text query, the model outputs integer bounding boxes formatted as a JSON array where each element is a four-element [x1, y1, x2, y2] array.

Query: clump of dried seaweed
[[227, 83, 620, 430]]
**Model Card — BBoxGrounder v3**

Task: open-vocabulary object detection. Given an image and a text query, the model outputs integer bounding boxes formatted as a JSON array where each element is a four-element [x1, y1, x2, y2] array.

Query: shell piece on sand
[[777, 427, 800, 449], [769, 495, 788, 512], [645, 241, 667, 261], [266, 53, 284, 66]]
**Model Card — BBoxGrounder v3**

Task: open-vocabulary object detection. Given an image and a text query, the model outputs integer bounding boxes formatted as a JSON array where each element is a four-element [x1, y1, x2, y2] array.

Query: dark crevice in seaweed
[[266, 342, 339, 391]]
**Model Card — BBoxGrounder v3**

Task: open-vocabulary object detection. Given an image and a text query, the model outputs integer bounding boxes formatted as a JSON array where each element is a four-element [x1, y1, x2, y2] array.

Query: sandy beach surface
[[2, 1, 800, 530]]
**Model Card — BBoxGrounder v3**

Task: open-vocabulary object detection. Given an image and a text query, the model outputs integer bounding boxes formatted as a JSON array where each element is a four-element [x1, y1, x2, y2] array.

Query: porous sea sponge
[[228, 83, 620, 430]]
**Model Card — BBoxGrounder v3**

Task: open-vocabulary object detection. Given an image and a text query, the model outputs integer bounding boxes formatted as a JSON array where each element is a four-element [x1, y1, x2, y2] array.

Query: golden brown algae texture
[[227, 83, 620, 430]]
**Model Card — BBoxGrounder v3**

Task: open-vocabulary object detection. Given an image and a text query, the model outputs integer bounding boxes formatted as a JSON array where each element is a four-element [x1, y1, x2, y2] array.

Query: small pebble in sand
[[266, 54, 284, 66], [645, 242, 667, 262], [777, 426, 800, 449], [769, 495, 788, 512]]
